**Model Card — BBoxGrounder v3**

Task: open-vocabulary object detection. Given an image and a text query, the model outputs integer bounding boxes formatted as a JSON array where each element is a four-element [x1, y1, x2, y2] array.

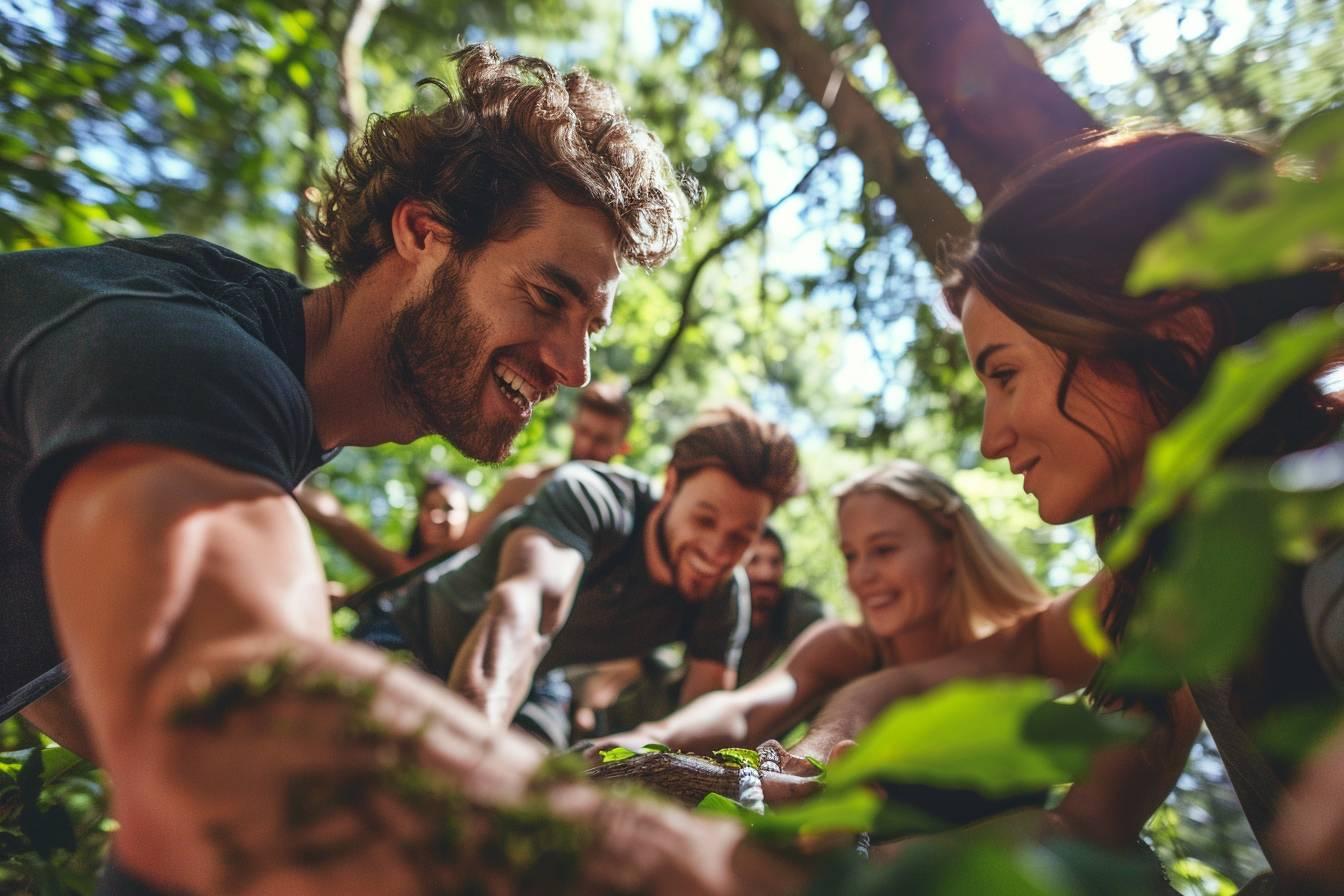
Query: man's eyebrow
[[532, 262, 611, 328], [974, 343, 1008, 375]]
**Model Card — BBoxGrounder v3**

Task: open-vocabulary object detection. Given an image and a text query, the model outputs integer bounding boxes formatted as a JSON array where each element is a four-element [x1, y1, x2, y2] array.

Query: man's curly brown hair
[[304, 43, 690, 279]]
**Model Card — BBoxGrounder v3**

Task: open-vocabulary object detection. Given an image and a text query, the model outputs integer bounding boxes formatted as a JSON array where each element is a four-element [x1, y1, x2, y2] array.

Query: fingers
[[759, 770, 823, 805]]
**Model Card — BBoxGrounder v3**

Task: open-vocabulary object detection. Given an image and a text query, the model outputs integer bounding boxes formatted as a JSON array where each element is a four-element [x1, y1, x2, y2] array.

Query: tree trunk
[[865, 0, 1100, 202], [721, 0, 971, 261]]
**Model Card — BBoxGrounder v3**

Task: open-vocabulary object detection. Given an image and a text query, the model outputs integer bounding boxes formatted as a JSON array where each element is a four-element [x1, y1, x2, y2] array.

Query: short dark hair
[[668, 403, 802, 508], [575, 381, 633, 433], [306, 43, 691, 279], [756, 524, 786, 561]]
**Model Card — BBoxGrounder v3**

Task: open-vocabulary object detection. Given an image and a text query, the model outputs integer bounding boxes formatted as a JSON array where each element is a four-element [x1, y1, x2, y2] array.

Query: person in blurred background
[[296, 471, 475, 580], [591, 459, 1049, 801], [351, 404, 800, 748], [571, 524, 828, 736]]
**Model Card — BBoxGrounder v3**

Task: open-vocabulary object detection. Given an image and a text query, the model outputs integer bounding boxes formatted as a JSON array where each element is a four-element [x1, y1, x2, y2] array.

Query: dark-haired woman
[[777, 128, 1344, 893], [296, 471, 475, 581]]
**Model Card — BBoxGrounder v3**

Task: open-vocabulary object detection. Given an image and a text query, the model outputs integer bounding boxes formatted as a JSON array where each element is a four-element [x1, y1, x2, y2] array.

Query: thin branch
[[629, 146, 838, 392], [338, 0, 388, 138]]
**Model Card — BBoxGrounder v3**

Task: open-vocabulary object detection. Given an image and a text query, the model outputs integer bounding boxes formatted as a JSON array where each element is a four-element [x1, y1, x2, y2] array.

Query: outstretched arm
[[456, 469, 549, 548], [783, 585, 1105, 773], [599, 622, 876, 755], [46, 444, 800, 895], [446, 527, 585, 727]]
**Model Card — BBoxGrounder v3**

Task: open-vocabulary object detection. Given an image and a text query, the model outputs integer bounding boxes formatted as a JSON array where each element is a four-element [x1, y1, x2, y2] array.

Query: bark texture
[[865, 0, 1100, 202], [722, 0, 972, 260]]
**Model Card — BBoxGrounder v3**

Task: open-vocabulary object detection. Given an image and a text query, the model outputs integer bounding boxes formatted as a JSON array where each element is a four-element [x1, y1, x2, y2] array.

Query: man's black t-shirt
[[386, 462, 750, 678], [0, 235, 327, 719], [736, 586, 828, 685]]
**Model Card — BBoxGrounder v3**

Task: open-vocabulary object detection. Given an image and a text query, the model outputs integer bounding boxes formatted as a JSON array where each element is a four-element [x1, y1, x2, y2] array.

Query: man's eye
[[537, 289, 565, 310], [990, 368, 1016, 386]]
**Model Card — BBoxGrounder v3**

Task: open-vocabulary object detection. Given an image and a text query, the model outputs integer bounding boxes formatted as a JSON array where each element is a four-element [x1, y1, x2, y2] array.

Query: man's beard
[[655, 507, 722, 602], [384, 260, 520, 462]]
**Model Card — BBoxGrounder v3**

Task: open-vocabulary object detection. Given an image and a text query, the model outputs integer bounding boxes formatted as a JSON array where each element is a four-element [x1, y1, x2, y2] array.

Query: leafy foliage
[[1128, 105, 1344, 293]]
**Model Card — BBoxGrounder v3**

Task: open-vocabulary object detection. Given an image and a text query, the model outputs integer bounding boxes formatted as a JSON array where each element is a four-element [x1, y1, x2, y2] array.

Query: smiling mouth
[[862, 593, 899, 611], [493, 362, 543, 414], [1012, 458, 1040, 477], [687, 554, 721, 579]]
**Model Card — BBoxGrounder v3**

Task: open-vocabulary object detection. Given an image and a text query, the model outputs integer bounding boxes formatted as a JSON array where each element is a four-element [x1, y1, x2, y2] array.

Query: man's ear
[[389, 199, 453, 264], [662, 466, 679, 499], [617, 439, 631, 458]]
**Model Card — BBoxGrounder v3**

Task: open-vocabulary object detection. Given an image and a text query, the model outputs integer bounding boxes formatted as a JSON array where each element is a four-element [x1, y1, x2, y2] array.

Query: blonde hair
[[833, 459, 1048, 646]]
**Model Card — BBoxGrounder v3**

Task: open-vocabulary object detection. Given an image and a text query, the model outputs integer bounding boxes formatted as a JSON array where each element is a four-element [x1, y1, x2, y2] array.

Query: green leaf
[[712, 747, 761, 768], [1127, 107, 1344, 294], [1106, 309, 1344, 571], [1068, 582, 1112, 659], [804, 755, 827, 774], [640, 743, 671, 753], [699, 788, 885, 842], [1108, 465, 1344, 688], [287, 62, 312, 90], [598, 747, 637, 764], [1256, 700, 1344, 765], [826, 679, 1139, 794], [168, 84, 197, 119]]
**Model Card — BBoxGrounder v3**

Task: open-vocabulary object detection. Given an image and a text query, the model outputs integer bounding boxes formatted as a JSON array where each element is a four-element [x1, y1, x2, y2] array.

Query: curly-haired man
[[0, 45, 803, 896]]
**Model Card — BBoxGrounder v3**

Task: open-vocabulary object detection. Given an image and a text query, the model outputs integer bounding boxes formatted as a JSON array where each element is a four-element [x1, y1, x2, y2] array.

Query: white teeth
[[494, 364, 539, 405]]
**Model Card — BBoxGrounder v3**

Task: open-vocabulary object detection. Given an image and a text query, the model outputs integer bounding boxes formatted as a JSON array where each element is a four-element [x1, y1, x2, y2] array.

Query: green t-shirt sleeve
[[510, 462, 636, 564], [685, 567, 751, 671]]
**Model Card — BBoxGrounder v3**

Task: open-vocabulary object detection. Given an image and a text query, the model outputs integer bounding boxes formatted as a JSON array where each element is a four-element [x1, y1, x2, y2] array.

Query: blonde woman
[[591, 459, 1049, 756]]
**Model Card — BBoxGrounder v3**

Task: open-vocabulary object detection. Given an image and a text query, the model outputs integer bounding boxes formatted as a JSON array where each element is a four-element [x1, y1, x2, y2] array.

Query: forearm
[[446, 584, 549, 727], [312, 513, 405, 579], [789, 664, 925, 761], [121, 635, 800, 895]]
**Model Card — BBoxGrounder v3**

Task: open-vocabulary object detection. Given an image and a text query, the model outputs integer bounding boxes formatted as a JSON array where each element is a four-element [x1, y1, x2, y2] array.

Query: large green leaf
[[1127, 106, 1344, 294], [698, 788, 888, 841], [805, 836, 1166, 896], [1106, 309, 1344, 570], [1107, 457, 1344, 689], [825, 680, 1141, 794]]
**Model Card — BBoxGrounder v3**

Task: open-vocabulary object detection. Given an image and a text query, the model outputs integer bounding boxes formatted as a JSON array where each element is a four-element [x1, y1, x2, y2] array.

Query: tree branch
[[721, 0, 971, 260], [338, 0, 388, 137], [629, 146, 837, 393]]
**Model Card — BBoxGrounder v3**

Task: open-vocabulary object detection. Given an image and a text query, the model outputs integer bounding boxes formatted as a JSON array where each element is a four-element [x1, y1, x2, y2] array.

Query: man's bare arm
[[44, 444, 801, 895], [679, 658, 735, 706], [446, 527, 584, 727]]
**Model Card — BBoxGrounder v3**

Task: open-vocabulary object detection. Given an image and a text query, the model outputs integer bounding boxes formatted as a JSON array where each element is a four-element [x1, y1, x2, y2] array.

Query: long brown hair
[[941, 127, 1343, 676]]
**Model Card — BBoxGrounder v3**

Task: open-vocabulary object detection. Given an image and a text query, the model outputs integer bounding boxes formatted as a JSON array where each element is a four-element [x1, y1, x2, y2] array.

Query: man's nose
[[542, 326, 590, 389]]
